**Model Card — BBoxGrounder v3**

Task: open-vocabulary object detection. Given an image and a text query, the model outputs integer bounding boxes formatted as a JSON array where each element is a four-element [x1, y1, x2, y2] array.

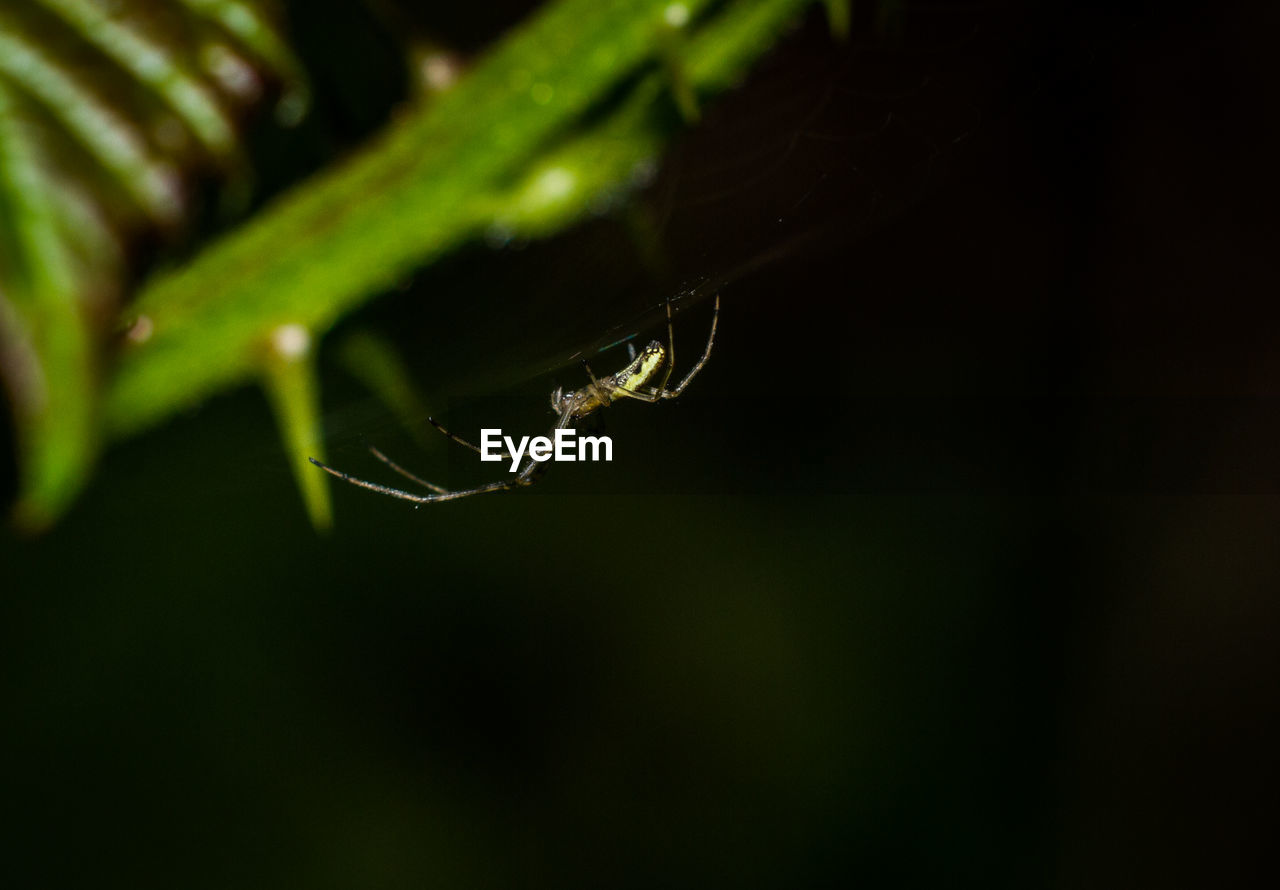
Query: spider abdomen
[[612, 340, 666, 395]]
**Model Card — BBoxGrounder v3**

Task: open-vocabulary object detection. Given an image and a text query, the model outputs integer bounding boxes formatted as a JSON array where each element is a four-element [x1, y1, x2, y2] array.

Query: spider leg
[[610, 386, 660, 403], [580, 358, 605, 392], [651, 296, 678, 396], [660, 293, 718, 398], [424, 412, 574, 497], [368, 446, 448, 494], [490, 410, 571, 489], [427, 416, 512, 460], [310, 457, 447, 503], [310, 409, 574, 506], [610, 294, 719, 403], [311, 456, 527, 504], [600, 301, 676, 406]]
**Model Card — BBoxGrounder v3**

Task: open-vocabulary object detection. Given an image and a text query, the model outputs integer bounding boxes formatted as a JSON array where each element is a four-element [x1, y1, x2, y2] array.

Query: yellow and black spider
[[310, 294, 719, 504]]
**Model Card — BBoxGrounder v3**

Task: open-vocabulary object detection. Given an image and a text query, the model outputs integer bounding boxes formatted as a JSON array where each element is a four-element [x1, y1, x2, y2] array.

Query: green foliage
[[1, 0, 816, 530], [0, 0, 303, 530], [261, 324, 330, 531], [0, 77, 97, 531], [336, 329, 435, 449]]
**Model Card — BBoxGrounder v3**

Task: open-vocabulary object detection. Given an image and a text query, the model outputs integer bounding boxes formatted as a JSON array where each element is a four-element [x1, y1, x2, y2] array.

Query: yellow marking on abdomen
[[616, 342, 666, 393]]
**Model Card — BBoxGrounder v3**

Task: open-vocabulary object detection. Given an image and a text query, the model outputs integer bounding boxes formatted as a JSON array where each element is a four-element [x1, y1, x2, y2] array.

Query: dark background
[[3, 1, 1278, 886]]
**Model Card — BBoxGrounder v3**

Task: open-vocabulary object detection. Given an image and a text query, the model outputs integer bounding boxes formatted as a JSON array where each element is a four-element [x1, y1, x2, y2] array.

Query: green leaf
[[2, 0, 815, 527], [106, 0, 813, 442], [0, 79, 98, 531], [260, 323, 330, 530], [0, 0, 306, 528]]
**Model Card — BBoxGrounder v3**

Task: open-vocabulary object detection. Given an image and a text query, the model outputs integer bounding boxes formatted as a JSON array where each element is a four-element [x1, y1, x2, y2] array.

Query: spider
[[309, 294, 719, 504]]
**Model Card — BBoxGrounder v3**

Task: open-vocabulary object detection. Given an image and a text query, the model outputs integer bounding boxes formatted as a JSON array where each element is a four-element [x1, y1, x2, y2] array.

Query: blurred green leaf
[[107, 0, 812, 439], [260, 322, 330, 530], [0, 0, 305, 529], [2, 0, 814, 528], [0, 78, 97, 530], [336, 329, 435, 449]]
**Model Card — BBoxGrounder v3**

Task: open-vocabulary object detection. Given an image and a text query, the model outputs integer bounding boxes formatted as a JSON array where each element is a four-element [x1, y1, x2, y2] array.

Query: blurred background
[[3, 0, 1278, 886]]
